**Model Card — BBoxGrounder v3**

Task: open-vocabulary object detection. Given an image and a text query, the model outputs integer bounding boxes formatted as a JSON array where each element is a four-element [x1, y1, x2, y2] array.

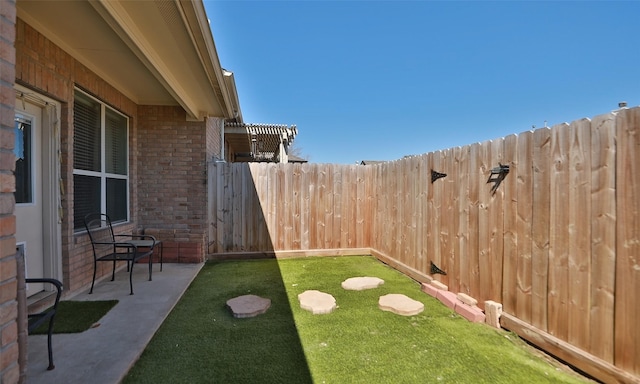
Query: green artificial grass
[[124, 256, 589, 384], [31, 300, 118, 334]]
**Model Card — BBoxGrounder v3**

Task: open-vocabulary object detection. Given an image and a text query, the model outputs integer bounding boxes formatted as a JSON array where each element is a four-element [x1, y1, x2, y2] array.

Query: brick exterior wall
[[0, 1, 19, 382], [15, 17, 211, 287], [137, 106, 209, 263], [15, 18, 142, 294]]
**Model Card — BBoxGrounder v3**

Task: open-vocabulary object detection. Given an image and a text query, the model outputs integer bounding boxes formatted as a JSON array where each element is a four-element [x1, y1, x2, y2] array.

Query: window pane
[[73, 92, 101, 171], [105, 108, 128, 175], [73, 174, 101, 230], [106, 178, 127, 223], [14, 116, 32, 204]]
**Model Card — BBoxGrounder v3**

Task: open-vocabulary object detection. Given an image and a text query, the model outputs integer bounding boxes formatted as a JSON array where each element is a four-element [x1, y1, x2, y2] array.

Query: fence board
[[426, 152, 439, 281], [371, 164, 381, 251], [433, 152, 445, 280], [416, 154, 427, 274], [261, 164, 272, 250], [267, 164, 278, 247], [515, 131, 533, 322], [395, 161, 404, 261], [443, 147, 461, 292], [365, 165, 374, 247], [381, 163, 391, 254], [231, 164, 247, 250], [317, 166, 328, 249], [548, 123, 570, 340], [590, 113, 616, 363], [614, 107, 640, 372], [220, 163, 230, 250], [502, 134, 518, 314], [327, 165, 336, 248], [489, 138, 505, 304], [283, 164, 293, 249], [275, 165, 286, 249], [467, 143, 481, 298], [214, 163, 224, 252], [441, 149, 454, 287], [330, 166, 341, 249], [567, 118, 591, 350], [407, 158, 418, 269], [378, 163, 389, 253], [531, 128, 550, 331], [307, 165, 317, 249], [244, 165, 252, 250], [245, 164, 254, 251], [355, 165, 365, 248], [457, 145, 470, 295], [428, 155, 436, 274], [245, 164, 255, 250], [339, 165, 350, 247], [291, 165, 301, 249], [478, 140, 492, 303], [300, 164, 310, 250]]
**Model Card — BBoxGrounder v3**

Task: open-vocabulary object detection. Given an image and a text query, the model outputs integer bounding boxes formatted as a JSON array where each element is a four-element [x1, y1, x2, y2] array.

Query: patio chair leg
[[46, 318, 55, 370], [148, 254, 153, 281], [89, 261, 97, 294], [129, 263, 134, 295], [111, 260, 116, 281]]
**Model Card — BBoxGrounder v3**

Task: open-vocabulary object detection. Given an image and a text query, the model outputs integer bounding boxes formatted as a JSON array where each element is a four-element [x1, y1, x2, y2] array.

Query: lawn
[[124, 256, 589, 384]]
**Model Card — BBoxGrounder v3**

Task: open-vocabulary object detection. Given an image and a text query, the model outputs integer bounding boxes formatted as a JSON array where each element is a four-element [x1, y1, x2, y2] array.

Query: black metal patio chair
[[84, 213, 156, 295], [27, 278, 63, 370]]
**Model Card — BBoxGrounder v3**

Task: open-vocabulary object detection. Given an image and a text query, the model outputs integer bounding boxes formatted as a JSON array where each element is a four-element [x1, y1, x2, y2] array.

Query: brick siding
[[15, 18, 208, 292], [15, 18, 141, 295], [0, 0, 18, 382], [137, 106, 209, 262]]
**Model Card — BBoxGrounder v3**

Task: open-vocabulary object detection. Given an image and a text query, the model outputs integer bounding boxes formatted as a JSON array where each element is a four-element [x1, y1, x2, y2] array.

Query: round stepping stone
[[378, 294, 424, 316], [341, 276, 385, 291], [226, 295, 271, 318], [298, 290, 336, 314]]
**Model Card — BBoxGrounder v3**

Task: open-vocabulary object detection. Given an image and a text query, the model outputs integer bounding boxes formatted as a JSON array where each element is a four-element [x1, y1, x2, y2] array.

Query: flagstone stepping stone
[[298, 290, 336, 314], [378, 294, 424, 316], [226, 294, 271, 318], [341, 276, 385, 290]]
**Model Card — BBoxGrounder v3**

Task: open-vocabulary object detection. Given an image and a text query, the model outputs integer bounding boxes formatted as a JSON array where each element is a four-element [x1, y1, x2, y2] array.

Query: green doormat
[[31, 300, 119, 334]]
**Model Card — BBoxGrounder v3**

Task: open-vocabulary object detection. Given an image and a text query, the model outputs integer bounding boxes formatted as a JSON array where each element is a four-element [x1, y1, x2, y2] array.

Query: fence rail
[[208, 107, 639, 382]]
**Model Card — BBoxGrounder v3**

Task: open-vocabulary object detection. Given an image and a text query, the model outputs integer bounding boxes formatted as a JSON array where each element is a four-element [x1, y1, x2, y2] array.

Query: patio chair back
[[84, 213, 117, 256], [83, 213, 155, 295]]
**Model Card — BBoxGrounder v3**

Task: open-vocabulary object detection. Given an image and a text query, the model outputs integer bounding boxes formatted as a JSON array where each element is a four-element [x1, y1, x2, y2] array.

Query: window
[[73, 90, 129, 230], [14, 114, 33, 204]]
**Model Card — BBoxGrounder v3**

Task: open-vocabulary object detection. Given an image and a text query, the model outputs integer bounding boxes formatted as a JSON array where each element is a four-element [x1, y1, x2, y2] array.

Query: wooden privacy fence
[[208, 107, 639, 382]]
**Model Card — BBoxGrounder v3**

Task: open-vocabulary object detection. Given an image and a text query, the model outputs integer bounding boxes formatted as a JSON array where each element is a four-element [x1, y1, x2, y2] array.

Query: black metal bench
[[84, 213, 156, 295], [27, 278, 63, 371]]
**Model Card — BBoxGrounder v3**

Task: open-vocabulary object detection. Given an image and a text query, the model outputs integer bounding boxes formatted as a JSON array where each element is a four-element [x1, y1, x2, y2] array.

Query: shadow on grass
[[124, 258, 312, 384]]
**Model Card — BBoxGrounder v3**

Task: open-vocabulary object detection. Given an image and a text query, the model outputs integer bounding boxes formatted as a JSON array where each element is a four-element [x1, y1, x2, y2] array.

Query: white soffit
[[16, 0, 231, 120]]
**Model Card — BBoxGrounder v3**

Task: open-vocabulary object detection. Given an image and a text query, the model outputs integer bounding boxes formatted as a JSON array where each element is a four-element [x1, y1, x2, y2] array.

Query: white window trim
[[73, 88, 130, 230]]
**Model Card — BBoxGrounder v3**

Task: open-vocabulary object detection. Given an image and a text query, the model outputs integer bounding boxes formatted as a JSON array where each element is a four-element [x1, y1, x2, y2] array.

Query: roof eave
[[177, 0, 239, 121], [90, 0, 236, 121]]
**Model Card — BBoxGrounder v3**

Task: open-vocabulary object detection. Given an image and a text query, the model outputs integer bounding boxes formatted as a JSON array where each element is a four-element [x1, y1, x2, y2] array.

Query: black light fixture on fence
[[487, 163, 509, 195], [431, 169, 447, 183], [430, 261, 446, 275]]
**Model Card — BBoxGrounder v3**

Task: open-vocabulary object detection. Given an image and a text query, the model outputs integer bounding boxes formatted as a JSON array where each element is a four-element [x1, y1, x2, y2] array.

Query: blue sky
[[204, 1, 639, 164]]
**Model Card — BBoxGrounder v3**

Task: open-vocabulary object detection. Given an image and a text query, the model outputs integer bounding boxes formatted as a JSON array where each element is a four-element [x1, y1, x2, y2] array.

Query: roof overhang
[[17, 0, 240, 121]]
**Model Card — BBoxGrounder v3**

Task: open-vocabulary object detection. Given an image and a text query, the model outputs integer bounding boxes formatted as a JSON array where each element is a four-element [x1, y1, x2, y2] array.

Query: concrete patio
[[26, 262, 203, 384]]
